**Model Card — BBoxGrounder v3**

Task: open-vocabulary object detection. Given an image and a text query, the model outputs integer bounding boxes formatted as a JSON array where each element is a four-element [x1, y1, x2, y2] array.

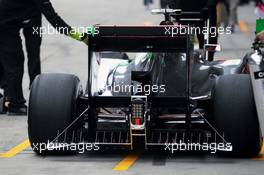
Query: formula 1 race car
[[28, 9, 264, 157]]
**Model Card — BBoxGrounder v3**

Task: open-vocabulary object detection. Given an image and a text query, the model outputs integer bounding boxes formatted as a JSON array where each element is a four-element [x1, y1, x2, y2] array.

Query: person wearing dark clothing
[[216, 0, 229, 28], [0, 90, 5, 114], [0, 62, 5, 114], [23, 14, 42, 86], [0, 0, 88, 115], [168, 0, 218, 61], [143, 0, 153, 10], [226, 0, 239, 33], [0, 62, 4, 89], [160, 0, 168, 8], [0, 25, 28, 114]]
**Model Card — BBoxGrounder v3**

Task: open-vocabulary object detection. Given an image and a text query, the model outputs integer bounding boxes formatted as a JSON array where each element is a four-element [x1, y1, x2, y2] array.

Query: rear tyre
[[213, 74, 262, 157], [28, 73, 81, 155]]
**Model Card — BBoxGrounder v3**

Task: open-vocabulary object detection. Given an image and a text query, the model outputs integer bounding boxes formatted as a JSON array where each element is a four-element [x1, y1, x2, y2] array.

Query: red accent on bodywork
[[135, 119, 141, 125]]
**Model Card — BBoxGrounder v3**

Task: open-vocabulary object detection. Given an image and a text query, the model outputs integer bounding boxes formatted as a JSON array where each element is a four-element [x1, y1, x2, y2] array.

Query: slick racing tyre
[[28, 73, 81, 155], [213, 74, 262, 157]]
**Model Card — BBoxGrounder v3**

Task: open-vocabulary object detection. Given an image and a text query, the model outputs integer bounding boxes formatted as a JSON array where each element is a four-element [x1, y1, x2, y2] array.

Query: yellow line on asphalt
[[239, 20, 249, 33], [253, 143, 264, 160], [0, 139, 30, 158], [113, 153, 140, 171]]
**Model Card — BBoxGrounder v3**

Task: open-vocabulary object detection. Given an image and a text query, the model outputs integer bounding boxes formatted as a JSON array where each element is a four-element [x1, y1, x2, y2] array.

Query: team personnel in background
[[23, 13, 42, 87], [168, 0, 217, 61], [0, 63, 3, 90], [216, 0, 229, 28], [256, 31, 264, 42], [143, 0, 153, 10], [0, 0, 88, 115], [0, 13, 42, 115], [226, 0, 240, 33], [255, 0, 264, 17], [0, 16, 42, 114], [160, 0, 168, 8], [0, 63, 4, 111], [255, 1, 264, 42]]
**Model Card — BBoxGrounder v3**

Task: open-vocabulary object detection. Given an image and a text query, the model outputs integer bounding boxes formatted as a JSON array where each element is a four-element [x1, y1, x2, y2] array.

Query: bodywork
[[44, 25, 264, 152]]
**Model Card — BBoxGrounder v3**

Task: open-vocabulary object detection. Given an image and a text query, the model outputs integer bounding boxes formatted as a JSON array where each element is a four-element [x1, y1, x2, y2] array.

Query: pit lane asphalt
[[0, 1, 263, 175]]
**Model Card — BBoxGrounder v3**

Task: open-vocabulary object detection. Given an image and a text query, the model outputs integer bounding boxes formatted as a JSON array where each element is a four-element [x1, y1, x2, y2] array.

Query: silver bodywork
[[242, 50, 264, 135], [94, 50, 264, 136], [97, 51, 241, 98]]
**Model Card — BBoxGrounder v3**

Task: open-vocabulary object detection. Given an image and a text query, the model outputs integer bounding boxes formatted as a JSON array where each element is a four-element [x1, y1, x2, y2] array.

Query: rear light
[[131, 96, 147, 129], [135, 119, 141, 125]]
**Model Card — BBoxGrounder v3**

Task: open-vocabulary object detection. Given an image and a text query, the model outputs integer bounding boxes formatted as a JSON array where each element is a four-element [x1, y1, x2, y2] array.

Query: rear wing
[[152, 9, 209, 24], [86, 25, 194, 112], [88, 25, 193, 52]]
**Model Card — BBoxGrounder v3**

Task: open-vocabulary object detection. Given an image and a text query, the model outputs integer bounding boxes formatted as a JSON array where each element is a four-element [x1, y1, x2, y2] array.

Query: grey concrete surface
[[0, 1, 263, 175]]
